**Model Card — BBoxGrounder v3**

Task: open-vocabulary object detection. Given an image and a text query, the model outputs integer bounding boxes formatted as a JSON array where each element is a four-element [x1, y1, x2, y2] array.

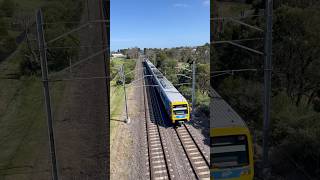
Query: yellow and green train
[[211, 88, 254, 180]]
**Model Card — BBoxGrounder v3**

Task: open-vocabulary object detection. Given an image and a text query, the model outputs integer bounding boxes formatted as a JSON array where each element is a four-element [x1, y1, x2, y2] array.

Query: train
[[210, 88, 254, 180], [143, 59, 191, 125]]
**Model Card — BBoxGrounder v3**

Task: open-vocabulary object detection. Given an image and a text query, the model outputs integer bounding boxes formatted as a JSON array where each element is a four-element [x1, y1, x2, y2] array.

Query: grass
[[0, 77, 44, 179], [110, 82, 134, 144], [0, 42, 65, 179], [110, 58, 136, 144], [0, 79, 65, 180], [0, 1, 77, 178]]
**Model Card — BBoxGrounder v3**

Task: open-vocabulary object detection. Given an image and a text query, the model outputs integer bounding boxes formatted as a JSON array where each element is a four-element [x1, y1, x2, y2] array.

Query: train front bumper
[[172, 114, 189, 124], [211, 166, 253, 180]]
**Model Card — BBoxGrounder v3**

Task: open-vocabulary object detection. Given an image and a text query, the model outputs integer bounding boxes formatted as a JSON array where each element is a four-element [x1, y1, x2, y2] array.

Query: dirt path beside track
[[110, 57, 149, 180]]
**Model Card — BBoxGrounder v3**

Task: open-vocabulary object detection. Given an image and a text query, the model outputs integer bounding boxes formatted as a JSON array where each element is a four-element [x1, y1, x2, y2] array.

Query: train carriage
[[210, 88, 254, 180], [144, 59, 190, 125]]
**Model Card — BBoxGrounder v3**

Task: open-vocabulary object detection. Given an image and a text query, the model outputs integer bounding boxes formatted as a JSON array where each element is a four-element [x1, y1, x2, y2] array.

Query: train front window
[[174, 110, 187, 115], [173, 104, 187, 108], [211, 135, 249, 168]]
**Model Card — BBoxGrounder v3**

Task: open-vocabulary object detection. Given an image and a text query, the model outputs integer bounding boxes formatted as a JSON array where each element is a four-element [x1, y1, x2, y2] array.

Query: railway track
[[175, 124, 210, 179], [143, 60, 209, 179], [144, 68, 174, 180]]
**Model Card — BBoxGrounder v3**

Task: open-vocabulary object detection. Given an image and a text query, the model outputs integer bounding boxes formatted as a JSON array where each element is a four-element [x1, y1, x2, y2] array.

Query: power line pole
[[36, 9, 59, 180], [121, 64, 130, 123], [262, 0, 273, 178], [191, 60, 196, 121], [86, 0, 90, 21]]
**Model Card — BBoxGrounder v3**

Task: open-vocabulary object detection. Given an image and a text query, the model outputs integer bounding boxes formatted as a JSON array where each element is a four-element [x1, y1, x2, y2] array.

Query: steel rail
[[145, 67, 172, 180], [175, 124, 210, 179]]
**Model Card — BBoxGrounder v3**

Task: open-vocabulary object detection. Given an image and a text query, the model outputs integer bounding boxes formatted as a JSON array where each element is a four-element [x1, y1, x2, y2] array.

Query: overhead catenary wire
[[212, 38, 264, 44], [49, 48, 108, 77], [0, 1, 111, 178], [212, 1, 272, 178], [42, 19, 110, 25], [211, 68, 258, 74], [211, 14, 265, 21], [46, 20, 109, 44], [46, 76, 111, 82], [44, 45, 108, 50]]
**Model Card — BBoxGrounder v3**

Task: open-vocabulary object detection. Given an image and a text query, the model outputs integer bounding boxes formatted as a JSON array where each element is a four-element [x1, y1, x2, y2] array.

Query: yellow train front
[[144, 59, 190, 125], [169, 101, 190, 125], [210, 89, 254, 180]]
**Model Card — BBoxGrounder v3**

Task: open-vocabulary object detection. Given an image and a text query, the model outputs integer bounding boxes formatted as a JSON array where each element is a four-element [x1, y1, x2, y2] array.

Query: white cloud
[[173, 3, 190, 8]]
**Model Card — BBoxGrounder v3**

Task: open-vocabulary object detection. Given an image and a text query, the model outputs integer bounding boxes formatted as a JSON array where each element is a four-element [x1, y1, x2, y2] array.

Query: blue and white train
[[144, 59, 190, 125]]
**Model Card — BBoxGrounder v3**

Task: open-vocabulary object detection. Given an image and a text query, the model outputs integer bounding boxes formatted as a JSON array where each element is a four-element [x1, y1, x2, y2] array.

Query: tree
[[196, 64, 210, 94], [1, 0, 15, 17], [273, 6, 320, 106], [127, 47, 139, 59], [155, 52, 167, 69], [0, 17, 8, 36]]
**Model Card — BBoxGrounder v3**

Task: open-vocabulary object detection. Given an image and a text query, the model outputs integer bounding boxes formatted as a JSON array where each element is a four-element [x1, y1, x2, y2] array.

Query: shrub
[[1, 0, 15, 17]]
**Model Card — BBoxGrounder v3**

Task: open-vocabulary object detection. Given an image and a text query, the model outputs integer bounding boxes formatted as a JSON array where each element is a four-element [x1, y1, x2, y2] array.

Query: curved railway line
[[175, 124, 210, 179]]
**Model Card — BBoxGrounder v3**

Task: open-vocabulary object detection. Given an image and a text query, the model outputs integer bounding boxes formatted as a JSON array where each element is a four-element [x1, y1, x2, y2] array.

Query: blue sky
[[111, 0, 210, 51]]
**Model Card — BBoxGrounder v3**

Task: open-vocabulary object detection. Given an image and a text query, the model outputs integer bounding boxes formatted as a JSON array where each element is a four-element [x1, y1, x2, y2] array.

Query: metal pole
[[86, 0, 90, 21], [122, 65, 129, 123], [69, 58, 72, 74], [191, 60, 196, 121], [262, 0, 273, 178], [36, 9, 58, 180]]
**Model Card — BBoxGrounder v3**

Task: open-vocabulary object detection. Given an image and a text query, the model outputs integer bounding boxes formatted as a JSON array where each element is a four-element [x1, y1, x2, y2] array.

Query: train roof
[[210, 88, 247, 128], [145, 59, 187, 103]]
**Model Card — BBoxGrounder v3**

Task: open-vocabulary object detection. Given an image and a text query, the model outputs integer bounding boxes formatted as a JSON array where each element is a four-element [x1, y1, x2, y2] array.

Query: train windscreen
[[173, 110, 187, 115], [173, 104, 187, 108], [211, 135, 249, 168]]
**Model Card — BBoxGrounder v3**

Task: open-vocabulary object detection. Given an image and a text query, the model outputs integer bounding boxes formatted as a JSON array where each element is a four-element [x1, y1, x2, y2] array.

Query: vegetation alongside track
[[213, 0, 320, 178], [0, 56, 65, 179], [143, 45, 210, 120], [0, 0, 84, 178], [110, 57, 136, 142]]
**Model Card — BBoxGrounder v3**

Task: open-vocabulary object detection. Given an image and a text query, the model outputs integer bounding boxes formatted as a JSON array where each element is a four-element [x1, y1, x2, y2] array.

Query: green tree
[[0, 17, 8, 36], [273, 6, 320, 106], [156, 52, 167, 69], [196, 64, 210, 94], [1, 0, 15, 17]]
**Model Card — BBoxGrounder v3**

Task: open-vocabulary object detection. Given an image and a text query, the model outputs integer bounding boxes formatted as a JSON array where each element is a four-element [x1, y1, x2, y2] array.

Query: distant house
[[111, 53, 126, 58]]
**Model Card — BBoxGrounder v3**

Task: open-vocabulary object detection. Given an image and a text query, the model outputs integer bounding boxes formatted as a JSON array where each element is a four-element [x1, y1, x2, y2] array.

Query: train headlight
[[241, 168, 250, 175]]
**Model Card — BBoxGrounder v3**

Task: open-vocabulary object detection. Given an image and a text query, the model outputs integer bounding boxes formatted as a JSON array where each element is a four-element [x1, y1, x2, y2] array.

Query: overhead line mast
[[262, 0, 273, 178], [211, 0, 273, 178]]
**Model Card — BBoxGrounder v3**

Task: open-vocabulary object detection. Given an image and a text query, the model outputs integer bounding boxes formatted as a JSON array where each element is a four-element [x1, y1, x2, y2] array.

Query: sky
[[111, 0, 210, 51]]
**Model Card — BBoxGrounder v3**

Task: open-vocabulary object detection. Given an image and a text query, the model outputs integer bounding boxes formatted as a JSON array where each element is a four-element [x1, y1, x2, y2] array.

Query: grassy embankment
[[0, 47, 65, 179], [0, 0, 45, 178], [0, 0, 78, 178], [110, 57, 136, 144]]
